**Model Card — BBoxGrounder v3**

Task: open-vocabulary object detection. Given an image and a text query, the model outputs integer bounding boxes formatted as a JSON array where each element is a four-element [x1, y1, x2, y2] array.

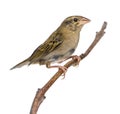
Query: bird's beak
[[79, 17, 91, 25]]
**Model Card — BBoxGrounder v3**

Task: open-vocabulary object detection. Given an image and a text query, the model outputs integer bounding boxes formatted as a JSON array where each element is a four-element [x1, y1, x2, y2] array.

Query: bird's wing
[[29, 32, 63, 64]]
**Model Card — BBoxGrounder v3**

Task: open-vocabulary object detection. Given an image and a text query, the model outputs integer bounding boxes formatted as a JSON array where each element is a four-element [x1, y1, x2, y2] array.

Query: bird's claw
[[72, 55, 81, 62], [46, 63, 67, 79], [58, 66, 68, 79], [69, 55, 81, 66]]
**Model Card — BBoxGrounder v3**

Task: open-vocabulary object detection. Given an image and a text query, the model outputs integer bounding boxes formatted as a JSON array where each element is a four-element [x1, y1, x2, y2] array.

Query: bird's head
[[61, 16, 90, 31]]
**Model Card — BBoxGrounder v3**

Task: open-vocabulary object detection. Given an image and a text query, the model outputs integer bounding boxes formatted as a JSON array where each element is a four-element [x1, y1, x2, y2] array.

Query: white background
[[0, 0, 120, 114]]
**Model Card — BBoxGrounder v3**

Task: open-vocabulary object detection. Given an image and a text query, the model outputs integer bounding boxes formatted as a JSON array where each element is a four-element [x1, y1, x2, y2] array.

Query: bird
[[10, 15, 90, 75]]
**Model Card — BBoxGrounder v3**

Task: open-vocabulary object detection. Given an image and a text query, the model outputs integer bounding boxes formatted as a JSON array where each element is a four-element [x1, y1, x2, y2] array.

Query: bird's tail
[[10, 58, 30, 70]]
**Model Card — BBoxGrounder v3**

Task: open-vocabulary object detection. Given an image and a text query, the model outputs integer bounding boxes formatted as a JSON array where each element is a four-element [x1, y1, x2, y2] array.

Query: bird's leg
[[46, 63, 67, 78], [58, 55, 81, 65]]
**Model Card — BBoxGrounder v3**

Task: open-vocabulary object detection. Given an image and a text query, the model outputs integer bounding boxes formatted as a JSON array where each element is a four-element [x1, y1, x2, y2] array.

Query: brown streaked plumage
[[10, 16, 90, 73]]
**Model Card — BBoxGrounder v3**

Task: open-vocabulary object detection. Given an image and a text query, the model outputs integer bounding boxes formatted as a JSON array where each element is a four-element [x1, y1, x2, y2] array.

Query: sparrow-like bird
[[10, 16, 90, 74]]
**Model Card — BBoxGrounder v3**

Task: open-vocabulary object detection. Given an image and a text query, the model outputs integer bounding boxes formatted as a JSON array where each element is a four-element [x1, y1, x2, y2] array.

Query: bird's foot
[[58, 66, 68, 79], [46, 63, 67, 79], [69, 55, 81, 66]]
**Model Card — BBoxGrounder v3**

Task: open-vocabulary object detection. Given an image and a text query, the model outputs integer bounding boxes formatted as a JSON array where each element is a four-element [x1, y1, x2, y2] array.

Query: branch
[[30, 21, 107, 114]]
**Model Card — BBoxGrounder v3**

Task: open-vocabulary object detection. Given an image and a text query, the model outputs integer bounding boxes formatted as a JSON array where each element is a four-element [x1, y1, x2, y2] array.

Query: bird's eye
[[73, 18, 78, 22]]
